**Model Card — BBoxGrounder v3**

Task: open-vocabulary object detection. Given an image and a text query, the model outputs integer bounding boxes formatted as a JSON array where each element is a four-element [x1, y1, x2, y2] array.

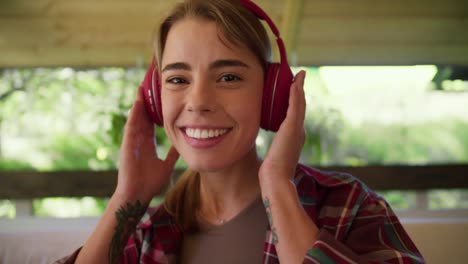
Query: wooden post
[[279, 0, 304, 66]]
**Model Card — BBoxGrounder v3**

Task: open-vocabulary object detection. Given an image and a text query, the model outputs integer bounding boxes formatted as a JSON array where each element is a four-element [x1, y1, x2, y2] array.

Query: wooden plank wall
[[1, 165, 467, 199], [297, 0, 468, 65], [0, 0, 467, 67]]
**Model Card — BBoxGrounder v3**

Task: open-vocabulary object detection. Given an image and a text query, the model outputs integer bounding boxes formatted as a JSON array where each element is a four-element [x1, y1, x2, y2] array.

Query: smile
[[185, 128, 230, 139], [181, 127, 232, 149]]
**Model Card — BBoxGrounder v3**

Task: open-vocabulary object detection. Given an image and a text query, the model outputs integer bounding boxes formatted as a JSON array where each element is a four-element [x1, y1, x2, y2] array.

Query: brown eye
[[167, 77, 188, 84], [220, 74, 241, 82]]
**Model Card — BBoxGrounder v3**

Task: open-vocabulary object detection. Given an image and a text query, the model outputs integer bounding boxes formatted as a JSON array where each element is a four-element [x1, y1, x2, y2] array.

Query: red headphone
[[141, 0, 293, 132]]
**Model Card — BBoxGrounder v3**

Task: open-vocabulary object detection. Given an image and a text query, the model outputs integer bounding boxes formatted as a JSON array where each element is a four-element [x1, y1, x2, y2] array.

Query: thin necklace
[[198, 210, 226, 225]]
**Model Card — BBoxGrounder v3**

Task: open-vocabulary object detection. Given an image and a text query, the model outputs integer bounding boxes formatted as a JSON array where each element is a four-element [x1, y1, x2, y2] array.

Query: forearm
[[75, 194, 147, 264], [260, 178, 319, 263]]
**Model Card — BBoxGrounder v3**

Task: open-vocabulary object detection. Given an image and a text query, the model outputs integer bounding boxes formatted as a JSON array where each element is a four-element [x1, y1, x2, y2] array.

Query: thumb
[[164, 146, 180, 167]]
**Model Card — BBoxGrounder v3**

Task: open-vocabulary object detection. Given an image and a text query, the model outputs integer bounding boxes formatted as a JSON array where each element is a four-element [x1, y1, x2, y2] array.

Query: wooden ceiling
[[0, 0, 467, 67]]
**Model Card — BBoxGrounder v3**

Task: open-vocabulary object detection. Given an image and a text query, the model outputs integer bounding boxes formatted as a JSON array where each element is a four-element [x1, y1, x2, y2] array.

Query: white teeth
[[201, 130, 208, 139], [185, 128, 229, 139]]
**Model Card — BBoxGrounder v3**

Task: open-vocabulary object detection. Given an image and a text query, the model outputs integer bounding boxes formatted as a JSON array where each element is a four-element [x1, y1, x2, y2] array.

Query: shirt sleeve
[[53, 247, 82, 264], [52, 230, 143, 264], [302, 193, 425, 264], [53, 205, 180, 264]]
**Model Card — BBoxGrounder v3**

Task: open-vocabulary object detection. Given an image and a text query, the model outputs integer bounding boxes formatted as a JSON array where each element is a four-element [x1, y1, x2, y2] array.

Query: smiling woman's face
[[160, 17, 264, 173]]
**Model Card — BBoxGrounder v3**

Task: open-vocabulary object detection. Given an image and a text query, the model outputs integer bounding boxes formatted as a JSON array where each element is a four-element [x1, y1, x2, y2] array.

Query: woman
[[61, 0, 424, 263]]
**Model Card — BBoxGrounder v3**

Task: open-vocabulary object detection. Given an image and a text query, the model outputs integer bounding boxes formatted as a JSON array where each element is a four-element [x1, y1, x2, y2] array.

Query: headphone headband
[[240, 0, 279, 35], [239, 0, 289, 67]]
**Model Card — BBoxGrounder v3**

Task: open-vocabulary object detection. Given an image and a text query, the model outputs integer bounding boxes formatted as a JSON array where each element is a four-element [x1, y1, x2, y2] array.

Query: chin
[[184, 158, 233, 173]]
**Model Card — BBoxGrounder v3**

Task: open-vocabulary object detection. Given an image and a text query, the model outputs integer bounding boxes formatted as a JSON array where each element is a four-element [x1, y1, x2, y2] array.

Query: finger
[[126, 86, 144, 127], [126, 86, 154, 135], [285, 70, 306, 127], [123, 86, 156, 156], [296, 70, 307, 125], [164, 146, 180, 167]]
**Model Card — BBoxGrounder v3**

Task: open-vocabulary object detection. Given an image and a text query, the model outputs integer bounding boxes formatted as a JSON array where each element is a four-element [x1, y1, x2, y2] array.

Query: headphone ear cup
[[152, 68, 164, 127], [261, 63, 278, 131], [261, 63, 293, 132], [141, 60, 164, 127]]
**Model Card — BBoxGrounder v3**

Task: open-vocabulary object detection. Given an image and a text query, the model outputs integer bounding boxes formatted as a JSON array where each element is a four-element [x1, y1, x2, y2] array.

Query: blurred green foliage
[[1, 67, 467, 217], [33, 197, 108, 218], [339, 119, 468, 165], [0, 159, 33, 170], [0, 200, 15, 218], [429, 189, 468, 209], [377, 191, 417, 210], [0, 67, 149, 171]]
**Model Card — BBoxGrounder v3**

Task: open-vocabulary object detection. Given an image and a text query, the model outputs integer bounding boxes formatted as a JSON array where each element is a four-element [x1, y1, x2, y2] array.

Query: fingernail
[[127, 107, 132, 116], [298, 71, 306, 90]]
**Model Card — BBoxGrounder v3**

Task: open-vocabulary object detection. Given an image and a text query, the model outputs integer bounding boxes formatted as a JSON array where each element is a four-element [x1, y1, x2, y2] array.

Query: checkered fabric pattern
[[60, 164, 424, 263]]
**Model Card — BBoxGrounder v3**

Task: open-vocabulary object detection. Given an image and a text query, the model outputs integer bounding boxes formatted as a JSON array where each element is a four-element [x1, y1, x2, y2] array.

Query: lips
[[180, 126, 232, 149]]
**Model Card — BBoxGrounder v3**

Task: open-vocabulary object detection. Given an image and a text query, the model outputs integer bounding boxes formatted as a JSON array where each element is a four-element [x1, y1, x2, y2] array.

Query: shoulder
[[294, 163, 383, 215], [294, 163, 374, 196], [137, 203, 178, 230], [294, 164, 390, 239], [133, 203, 182, 255]]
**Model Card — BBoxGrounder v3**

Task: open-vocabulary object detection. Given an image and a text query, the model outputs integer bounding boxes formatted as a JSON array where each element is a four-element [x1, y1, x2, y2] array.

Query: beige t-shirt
[[180, 196, 268, 264]]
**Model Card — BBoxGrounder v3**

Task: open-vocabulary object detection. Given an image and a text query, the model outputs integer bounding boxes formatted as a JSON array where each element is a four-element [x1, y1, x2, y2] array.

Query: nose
[[186, 78, 216, 114]]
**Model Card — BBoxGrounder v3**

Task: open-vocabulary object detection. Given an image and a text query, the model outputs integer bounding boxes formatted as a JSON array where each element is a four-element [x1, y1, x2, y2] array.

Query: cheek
[[230, 83, 264, 127], [161, 88, 182, 118], [246, 81, 264, 120], [161, 91, 180, 139], [240, 95, 262, 122]]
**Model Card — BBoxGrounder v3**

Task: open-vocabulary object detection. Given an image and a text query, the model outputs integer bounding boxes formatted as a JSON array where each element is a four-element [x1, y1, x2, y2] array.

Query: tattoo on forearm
[[109, 200, 145, 264], [263, 197, 279, 245]]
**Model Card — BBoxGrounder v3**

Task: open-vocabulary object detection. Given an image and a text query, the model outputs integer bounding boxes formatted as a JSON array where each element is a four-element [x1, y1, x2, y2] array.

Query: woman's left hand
[[259, 70, 307, 185], [258, 70, 318, 263]]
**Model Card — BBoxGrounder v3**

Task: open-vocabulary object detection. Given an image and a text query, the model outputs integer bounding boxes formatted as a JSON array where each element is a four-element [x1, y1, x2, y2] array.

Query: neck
[[198, 147, 262, 224]]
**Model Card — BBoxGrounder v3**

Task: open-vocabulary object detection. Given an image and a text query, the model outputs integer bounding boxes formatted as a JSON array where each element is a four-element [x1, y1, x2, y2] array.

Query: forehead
[[161, 18, 258, 66]]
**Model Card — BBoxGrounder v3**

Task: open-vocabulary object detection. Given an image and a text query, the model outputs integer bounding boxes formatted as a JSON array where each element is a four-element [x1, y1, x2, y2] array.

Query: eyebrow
[[209, 59, 249, 70], [161, 59, 249, 73], [161, 62, 191, 73]]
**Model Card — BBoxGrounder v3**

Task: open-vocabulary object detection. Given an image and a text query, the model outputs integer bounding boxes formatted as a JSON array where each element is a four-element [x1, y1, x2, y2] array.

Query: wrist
[[106, 194, 147, 264], [258, 162, 297, 188], [259, 171, 295, 191], [111, 191, 151, 209], [259, 177, 297, 205]]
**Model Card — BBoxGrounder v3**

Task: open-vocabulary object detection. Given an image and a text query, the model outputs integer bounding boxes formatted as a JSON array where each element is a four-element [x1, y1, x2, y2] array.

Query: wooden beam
[[296, 44, 468, 66], [1, 164, 467, 199], [322, 164, 468, 190], [0, 0, 467, 67], [279, 0, 304, 65], [296, 9, 468, 65], [1, 170, 118, 198]]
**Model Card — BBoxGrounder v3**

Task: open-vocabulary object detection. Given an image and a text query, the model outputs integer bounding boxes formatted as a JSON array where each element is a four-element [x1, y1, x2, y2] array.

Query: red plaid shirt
[[60, 164, 424, 263]]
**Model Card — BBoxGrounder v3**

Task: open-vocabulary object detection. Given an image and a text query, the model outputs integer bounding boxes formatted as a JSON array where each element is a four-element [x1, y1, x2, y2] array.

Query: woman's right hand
[[114, 85, 179, 205]]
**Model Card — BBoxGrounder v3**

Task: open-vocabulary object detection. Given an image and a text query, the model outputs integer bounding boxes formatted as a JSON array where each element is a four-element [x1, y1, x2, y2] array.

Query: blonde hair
[[158, 0, 271, 232]]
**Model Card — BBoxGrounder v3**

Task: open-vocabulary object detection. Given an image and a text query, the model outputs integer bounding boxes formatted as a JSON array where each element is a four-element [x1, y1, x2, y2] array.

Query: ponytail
[[163, 170, 200, 232]]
